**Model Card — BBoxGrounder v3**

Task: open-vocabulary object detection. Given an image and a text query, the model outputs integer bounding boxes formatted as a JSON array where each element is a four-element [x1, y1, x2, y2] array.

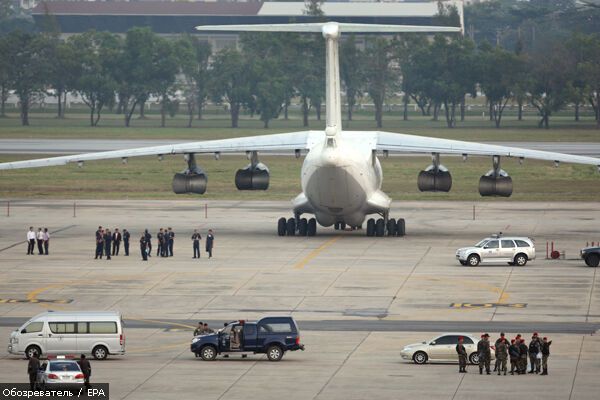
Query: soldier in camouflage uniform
[[496, 337, 508, 375], [477, 333, 491, 375], [455, 336, 468, 373]]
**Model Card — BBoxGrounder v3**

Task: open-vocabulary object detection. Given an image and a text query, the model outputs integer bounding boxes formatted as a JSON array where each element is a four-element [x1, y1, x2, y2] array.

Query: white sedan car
[[401, 333, 494, 365], [36, 358, 85, 389]]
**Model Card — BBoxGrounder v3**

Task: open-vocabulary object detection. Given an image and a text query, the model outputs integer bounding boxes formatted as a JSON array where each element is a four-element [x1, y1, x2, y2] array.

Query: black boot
[[541, 368, 548, 375]]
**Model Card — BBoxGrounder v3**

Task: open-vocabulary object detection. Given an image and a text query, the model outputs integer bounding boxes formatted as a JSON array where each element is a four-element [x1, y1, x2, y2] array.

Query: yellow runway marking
[[294, 236, 341, 269], [26, 284, 69, 310]]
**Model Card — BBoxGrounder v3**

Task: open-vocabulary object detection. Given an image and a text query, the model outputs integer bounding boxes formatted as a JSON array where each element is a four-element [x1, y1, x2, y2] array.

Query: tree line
[[0, 17, 598, 129]]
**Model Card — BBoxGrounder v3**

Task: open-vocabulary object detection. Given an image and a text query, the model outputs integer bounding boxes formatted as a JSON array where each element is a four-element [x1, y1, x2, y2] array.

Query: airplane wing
[[0, 131, 319, 170], [375, 131, 600, 168]]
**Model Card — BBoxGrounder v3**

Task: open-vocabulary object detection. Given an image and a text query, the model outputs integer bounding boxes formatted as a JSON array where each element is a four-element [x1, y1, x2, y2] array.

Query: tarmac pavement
[[0, 200, 599, 399]]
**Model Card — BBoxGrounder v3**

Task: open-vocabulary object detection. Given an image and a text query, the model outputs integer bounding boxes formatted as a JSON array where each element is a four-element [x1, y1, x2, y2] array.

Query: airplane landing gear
[[366, 215, 405, 237], [277, 216, 316, 236]]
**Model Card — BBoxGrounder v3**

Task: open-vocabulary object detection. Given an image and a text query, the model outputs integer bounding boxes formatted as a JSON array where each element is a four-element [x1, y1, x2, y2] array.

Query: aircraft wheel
[[366, 218, 375, 237], [277, 218, 287, 236], [387, 218, 397, 236], [340, 222, 346, 230], [298, 218, 308, 236], [375, 219, 385, 237], [396, 218, 406, 237], [307, 218, 317, 236], [286, 218, 296, 236]]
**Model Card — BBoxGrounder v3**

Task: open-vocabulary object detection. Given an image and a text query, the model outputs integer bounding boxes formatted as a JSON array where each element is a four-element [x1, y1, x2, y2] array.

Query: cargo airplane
[[1, 23, 599, 237]]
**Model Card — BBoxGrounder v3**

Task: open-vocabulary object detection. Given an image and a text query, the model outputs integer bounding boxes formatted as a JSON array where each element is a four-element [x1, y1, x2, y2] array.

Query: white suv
[[456, 235, 535, 267]]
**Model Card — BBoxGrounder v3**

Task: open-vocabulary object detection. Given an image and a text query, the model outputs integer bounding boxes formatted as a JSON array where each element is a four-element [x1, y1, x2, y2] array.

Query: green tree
[[340, 35, 364, 121], [209, 47, 251, 128], [394, 34, 430, 120], [6, 31, 48, 125], [364, 37, 397, 129], [478, 45, 525, 128], [152, 36, 180, 128], [527, 43, 575, 129], [44, 37, 80, 118], [176, 35, 211, 126], [0, 34, 10, 117], [70, 31, 120, 126], [568, 33, 600, 127]]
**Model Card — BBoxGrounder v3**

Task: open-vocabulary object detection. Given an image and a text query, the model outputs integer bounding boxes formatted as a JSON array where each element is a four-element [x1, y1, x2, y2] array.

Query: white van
[[7, 311, 125, 360]]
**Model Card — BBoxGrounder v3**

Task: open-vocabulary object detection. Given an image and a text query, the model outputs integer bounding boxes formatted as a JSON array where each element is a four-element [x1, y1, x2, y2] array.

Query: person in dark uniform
[[541, 337, 552, 375], [36, 228, 44, 255], [78, 354, 91, 389], [206, 229, 214, 258], [144, 229, 152, 256], [168, 227, 174, 256], [140, 234, 148, 261], [456, 336, 467, 373], [494, 332, 506, 371], [156, 228, 164, 257], [43, 228, 49, 255], [529, 332, 542, 373], [123, 229, 130, 256], [509, 339, 520, 375], [104, 229, 112, 260], [27, 353, 40, 390], [518, 338, 529, 374], [112, 228, 122, 256], [95, 227, 104, 259], [192, 229, 201, 259], [477, 333, 491, 375], [496, 336, 508, 375]]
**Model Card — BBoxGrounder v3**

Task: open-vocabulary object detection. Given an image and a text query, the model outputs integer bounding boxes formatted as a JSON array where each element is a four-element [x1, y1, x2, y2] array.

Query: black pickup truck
[[581, 247, 600, 267], [191, 316, 304, 361]]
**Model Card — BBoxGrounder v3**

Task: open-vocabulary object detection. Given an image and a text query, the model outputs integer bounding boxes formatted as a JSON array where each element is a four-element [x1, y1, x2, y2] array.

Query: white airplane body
[[1, 22, 599, 236]]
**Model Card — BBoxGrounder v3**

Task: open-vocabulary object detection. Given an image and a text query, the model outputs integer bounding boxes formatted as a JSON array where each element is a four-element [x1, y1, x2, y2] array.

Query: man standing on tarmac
[[455, 336, 467, 373], [123, 229, 130, 256], [206, 229, 214, 258], [529, 332, 542, 373], [192, 229, 201, 259], [104, 229, 112, 260], [519, 338, 529, 374], [541, 337, 552, 375], [496, 336, 508, 375], [477, 333, 491, 375], [494, 333, 506, 372], [509, 339, 520, 375], [112, 228, 122, 256], [168, 227, 175, 256], [140, 234, 148, 261], [95, 227, 104, 259], [144, 229, 152, 256], [26, 227, 36, 255], [36, 227, 44, 255], [78, 354, 92, 389], [27, 353, 40, 390], [157, 228, 164, 257]]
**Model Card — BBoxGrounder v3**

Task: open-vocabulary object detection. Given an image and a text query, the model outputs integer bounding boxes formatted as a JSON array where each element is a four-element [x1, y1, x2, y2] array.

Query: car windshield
[[475, 239, 489, 248], [49, 362, 80, 372]]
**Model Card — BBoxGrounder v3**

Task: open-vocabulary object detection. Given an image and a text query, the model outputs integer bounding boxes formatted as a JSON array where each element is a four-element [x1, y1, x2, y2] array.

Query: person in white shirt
[[26, 227, 36, 255], [36, 228, 44, 255]]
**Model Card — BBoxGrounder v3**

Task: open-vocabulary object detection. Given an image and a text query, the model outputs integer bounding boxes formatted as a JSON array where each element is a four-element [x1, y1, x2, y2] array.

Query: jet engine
[[417, 153, 452, 192], [172, 153, 207, 194], [235, 162, 269, 190], [478, 155, 513, 197], [172, 172, 207, 194]]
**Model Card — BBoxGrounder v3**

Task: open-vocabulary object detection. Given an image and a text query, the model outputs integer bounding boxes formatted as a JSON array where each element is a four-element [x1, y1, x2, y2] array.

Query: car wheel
[[266, 344, 284, 361], [469, 352, 479, 365], [467, 254, 480, 267], [585, 254, 600, 268], [92, 345, 108, 360], [514, 253, 528, 267], [200, 345, 217, 361], [412, 351, 428, 364], [25, 345, 41, 359]]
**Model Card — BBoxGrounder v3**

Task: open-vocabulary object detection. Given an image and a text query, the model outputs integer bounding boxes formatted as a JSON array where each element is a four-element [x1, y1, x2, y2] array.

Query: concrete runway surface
[[0, 200, 599, 399], [1, 139, 600, 156]]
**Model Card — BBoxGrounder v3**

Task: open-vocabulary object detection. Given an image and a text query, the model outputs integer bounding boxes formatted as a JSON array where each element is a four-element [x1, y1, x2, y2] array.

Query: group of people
[[456, 332, 552, 376], [138, 228, 215, 261], [26, 227, 50, 255], [92, 226, 215, 261], [94, 227, 130, 260]]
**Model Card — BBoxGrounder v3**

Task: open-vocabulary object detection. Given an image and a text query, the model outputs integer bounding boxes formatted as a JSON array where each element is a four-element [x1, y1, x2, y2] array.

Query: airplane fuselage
[[294, 132, 390, 227]]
